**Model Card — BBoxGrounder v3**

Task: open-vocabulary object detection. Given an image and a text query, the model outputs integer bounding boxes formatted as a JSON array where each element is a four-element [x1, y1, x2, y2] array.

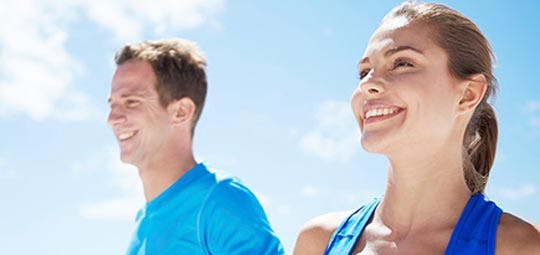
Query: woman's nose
[[359, 72, 385, 96]]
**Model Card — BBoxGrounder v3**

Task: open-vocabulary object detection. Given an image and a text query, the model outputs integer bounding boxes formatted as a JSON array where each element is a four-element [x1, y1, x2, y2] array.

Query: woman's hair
[[382, 1, 498, 193]]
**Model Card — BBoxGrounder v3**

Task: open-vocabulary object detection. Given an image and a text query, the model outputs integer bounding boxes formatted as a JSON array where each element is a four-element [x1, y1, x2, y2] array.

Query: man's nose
[[107, 105, 126, 126]]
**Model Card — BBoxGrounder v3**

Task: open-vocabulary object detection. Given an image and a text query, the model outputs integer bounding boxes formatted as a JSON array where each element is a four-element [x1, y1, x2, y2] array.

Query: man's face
[[108, 60, 173, 167]]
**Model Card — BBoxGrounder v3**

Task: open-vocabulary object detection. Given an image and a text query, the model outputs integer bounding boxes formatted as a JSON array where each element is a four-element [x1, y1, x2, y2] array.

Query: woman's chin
[[361, 136, 391, 155]]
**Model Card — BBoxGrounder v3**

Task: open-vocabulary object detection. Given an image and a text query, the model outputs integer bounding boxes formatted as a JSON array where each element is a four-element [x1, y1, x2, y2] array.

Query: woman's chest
[[350, 229, 450, 255]]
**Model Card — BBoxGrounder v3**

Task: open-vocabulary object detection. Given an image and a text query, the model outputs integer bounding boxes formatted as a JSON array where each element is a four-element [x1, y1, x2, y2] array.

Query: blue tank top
[[324, 194, 502, 255]]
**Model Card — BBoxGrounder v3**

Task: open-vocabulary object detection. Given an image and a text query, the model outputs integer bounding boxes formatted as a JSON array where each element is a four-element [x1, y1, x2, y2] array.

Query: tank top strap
[[324, 198, 381, 255], [444, 193, 502, 255]]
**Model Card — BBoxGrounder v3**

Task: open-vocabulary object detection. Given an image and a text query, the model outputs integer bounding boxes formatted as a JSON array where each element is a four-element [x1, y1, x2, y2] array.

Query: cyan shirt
[[126, 163, 284, 255]]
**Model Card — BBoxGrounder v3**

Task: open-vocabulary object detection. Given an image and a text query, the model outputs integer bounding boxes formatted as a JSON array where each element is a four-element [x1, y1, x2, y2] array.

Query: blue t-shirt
[[126, 163, 284, 255], [325, 194, 502, 255]]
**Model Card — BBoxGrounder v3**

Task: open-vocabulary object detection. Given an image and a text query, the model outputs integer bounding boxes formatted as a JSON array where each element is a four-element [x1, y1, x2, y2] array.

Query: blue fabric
[[443, 194, 502, 255], [325, 194, 502, 255], [324, 198, 380, 255], [126, 163, 284, 255]]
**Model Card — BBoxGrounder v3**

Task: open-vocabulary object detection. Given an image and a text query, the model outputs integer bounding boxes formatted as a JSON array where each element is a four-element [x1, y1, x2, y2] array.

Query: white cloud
[[79, 196, 142, 221], [79, 146, 144, 221], [0, 169, 17, 180], [70, 161, 86, 177], [526, 100, 540, 128], [0, 0, 224, 121], [299, 100, 360, 162], [498, 184, 537, 200], [0, 0, 90, 121], [0, 158, 17, 180], [531, 118, 540, 128], [275, 204, 293, 217], [81, 0, 225, 42], [195, 153, 239, 170], [337, 189, 380, 206], [322, 26, 334, 37], [527, 100, 540, 112], [253, 192, 271, 209], [251, 192, 293, 217], [300, 185, 320, 198]]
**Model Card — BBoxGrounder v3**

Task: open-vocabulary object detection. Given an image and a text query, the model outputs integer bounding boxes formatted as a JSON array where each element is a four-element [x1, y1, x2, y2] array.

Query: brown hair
[[383, 1, 498, 193], [114, 38, 207, 135]]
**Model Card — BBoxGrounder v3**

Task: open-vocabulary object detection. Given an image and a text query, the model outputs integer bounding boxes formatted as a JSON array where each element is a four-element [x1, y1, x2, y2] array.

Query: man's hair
[[114, 38, 207, 135]]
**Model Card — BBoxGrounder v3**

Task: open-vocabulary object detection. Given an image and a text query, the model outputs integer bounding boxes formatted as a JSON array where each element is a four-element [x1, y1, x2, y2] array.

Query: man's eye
[[126, 100, 140, 107]]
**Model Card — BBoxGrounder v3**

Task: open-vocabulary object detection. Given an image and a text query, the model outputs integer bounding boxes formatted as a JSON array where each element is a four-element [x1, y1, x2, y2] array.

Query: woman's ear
[[167, 97, 195, 126], [458, 74, 487, 114]]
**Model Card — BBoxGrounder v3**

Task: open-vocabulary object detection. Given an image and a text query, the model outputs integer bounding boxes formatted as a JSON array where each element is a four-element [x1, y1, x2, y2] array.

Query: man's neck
[[138, 146, 196, 202]]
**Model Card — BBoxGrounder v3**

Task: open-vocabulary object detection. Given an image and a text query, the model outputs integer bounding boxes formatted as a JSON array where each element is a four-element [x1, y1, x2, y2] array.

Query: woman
[[293, 2, 540, 255]]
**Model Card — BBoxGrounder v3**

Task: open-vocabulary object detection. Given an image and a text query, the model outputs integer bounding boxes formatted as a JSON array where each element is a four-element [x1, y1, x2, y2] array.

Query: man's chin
[[120, 153, 137, 166]]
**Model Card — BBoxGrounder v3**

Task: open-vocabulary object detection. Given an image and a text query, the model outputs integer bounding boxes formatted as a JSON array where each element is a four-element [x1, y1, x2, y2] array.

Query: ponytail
[[463, 102, 498, 193]]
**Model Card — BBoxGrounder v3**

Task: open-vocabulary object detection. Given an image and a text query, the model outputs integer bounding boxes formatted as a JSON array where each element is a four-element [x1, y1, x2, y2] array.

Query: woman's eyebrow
[[384, 45, 424, 57], [358, 45, 425, 67]]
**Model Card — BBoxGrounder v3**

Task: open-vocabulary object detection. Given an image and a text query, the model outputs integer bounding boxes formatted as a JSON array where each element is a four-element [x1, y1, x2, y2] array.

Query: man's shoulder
[[204, 173, 261, 212], [195, 163, 263, 214], [197, 166, 284, 254]]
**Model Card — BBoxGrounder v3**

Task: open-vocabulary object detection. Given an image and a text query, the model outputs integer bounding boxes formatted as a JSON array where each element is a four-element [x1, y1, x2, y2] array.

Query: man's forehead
[[108, 85, 153, 102], [121, 87, 151, 96]]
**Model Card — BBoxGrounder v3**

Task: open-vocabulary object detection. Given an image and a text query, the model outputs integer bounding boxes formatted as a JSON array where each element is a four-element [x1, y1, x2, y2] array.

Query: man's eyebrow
[[107, 89, 148, 104]]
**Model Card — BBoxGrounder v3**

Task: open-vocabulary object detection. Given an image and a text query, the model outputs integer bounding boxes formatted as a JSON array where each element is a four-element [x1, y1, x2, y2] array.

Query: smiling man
[[107, 38, 283, 255]]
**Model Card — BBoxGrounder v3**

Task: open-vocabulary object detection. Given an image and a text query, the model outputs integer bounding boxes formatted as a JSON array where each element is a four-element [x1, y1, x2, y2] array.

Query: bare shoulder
[[496, 212, 540, 255], [292, 210, 353, 255]]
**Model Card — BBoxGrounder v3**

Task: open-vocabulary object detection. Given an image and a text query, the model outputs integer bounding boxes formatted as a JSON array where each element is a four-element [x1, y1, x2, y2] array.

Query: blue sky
[[1, 0, 539, 254]]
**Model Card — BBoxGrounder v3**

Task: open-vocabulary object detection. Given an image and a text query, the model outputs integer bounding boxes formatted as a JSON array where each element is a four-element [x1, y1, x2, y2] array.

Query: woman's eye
[[359, 69, 370, 79], [393, 59, 413, 69]]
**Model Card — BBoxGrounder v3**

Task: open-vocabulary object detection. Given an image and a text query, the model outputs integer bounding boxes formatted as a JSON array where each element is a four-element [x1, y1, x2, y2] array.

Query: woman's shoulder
[[496, 212, 540, 255], [292, 210, 353, 255]]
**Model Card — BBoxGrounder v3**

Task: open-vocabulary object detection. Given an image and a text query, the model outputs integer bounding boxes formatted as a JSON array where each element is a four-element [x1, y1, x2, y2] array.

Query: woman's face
[[351, 17, 464, 156]]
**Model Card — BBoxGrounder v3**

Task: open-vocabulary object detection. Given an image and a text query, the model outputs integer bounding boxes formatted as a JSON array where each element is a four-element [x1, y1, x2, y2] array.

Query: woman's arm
[[496, 213, 540, 255], [293, 211, 350, 255]]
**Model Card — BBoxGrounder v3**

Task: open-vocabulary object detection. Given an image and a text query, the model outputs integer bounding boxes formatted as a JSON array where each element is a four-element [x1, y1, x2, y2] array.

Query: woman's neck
[[375, 144, 472, 239]]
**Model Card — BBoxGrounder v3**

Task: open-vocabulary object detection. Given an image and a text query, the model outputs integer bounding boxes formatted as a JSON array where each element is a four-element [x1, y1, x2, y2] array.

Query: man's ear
[[167, 97, 195, 126], [458, 73, 487, 115]]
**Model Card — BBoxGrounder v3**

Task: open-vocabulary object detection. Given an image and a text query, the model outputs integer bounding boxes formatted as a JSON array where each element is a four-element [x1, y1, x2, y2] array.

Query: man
[[107, 38, 284, 254]]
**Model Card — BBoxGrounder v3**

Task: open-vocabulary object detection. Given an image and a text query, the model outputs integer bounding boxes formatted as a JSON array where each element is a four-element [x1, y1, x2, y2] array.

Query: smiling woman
[[293, 1, 540, 255]]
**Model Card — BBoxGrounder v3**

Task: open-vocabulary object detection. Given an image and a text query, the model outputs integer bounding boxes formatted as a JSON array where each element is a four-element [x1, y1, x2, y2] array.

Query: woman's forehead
[[378, 16, 410, 33], [362, 18, 434, 58]]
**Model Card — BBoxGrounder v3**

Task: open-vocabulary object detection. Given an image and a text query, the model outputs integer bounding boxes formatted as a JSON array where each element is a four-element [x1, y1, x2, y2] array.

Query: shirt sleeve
[[198, 178, 284, 255]]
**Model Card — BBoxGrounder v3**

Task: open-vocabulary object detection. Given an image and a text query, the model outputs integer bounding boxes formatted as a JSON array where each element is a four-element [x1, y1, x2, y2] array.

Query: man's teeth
[[119, 131, 136, 141], [365, 108, 398, 119]]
